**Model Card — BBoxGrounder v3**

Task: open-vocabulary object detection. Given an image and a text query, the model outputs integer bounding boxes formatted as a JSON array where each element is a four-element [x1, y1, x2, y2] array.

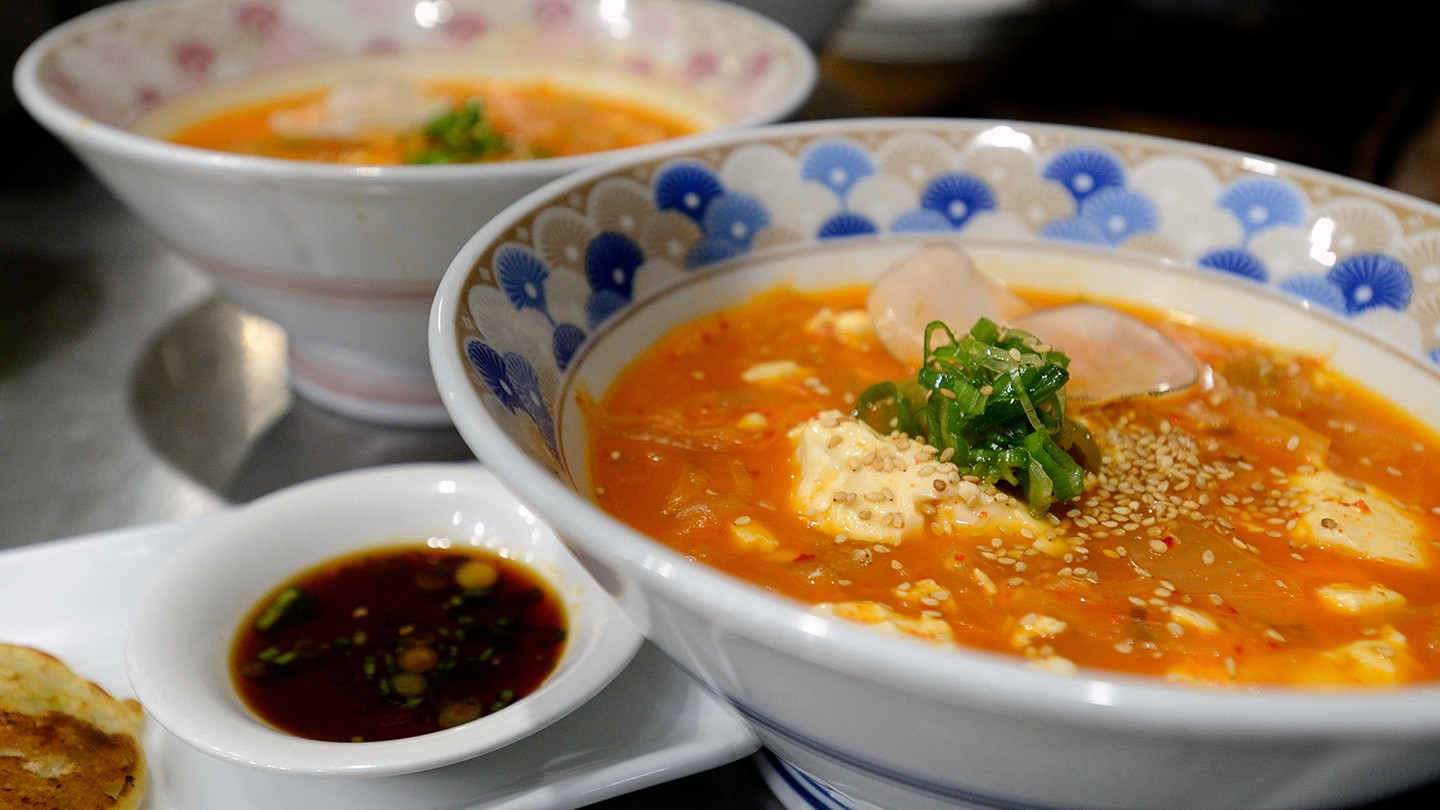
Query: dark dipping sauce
[[230, 544, 567, 742]]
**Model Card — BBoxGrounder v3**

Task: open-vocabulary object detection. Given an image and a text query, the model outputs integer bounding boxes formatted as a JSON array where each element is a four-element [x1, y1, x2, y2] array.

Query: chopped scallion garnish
[[406, 99, 510, 164], [254, 586, 306, 632], [855, 317, 1092, 515]]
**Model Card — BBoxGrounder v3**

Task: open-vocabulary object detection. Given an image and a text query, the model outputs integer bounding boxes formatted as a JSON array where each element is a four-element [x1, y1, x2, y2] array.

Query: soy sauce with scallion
[[230, 544, 566, 742]]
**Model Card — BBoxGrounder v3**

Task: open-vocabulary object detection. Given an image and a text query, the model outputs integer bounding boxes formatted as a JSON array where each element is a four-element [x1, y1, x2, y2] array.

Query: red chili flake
[[1335, 498, 1371, 514], [793, 553, 815, 562]]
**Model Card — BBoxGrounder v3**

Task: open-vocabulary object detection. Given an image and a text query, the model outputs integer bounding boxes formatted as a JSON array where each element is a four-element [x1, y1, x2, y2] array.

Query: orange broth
[[165, 78, 699, 164], [585, 286, 1440, 687]]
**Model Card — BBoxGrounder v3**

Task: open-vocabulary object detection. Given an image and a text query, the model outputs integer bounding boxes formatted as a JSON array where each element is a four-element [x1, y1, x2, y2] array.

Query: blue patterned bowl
[[431, 118, 1440, 810]]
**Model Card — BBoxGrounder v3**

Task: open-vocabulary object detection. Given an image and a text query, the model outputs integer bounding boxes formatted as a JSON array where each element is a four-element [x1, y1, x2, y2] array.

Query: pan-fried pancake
[[0, 643, 146, 809]]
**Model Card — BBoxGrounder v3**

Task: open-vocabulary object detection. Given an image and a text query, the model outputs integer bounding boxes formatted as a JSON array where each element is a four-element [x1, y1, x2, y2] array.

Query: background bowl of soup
[[429, 116, 1440, 810], [12, 0, 817, 426], [126, 462, 642, 776]]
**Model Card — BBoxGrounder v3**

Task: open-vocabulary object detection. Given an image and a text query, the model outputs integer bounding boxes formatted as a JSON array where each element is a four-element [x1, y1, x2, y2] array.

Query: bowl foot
[[288, 347, 450, 427], [756, 749, 1021, 810], [757, 749, 884, 810]]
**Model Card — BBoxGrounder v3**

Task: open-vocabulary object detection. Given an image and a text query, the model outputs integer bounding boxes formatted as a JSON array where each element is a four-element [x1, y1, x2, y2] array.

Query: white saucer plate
[[0, 506, 760, 809]]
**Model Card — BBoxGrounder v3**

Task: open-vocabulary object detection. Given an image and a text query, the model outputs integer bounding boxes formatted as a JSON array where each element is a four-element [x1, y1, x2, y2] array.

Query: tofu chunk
[[1011, 612, 1068, 649], [790, 411, 967, 544], [742, 360, 808, 384], [1291, 470, 1427, 568], [1315, 583, 1406, 613], [790, 410, 1053, 545], [805, 307, 875, 349], [813, 600, 956, 644], [1325, 626, 1411, 685]]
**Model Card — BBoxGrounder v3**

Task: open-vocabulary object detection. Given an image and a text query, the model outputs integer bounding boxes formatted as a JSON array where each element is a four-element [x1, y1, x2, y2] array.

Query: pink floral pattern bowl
[[15, 0, 816, 426]]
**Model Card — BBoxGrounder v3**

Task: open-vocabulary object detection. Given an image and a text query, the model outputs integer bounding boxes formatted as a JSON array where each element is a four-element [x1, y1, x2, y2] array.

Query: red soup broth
[[164, 78, 699, 165], [584, 285, 1440, 688]]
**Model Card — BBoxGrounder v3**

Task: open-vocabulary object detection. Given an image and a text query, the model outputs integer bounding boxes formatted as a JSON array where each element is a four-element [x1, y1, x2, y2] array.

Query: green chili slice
[[254, 586, 306, 632]]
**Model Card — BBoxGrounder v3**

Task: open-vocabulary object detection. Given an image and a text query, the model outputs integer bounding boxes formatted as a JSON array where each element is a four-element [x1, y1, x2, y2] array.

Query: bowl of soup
[[12, 0, 817, 426], [125, 462, 641, 776], [429, 117, 1440, 809]]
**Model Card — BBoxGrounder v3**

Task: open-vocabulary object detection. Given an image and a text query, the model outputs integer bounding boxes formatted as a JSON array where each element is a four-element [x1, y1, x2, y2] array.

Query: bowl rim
[[124, 461, 643, 776], [12, 0, 818, 184], [430, 115, 1440, 740]]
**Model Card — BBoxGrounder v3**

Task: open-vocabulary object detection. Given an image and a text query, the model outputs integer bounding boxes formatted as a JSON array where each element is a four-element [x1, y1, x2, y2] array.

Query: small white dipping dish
[[125, 462, 640, 777]]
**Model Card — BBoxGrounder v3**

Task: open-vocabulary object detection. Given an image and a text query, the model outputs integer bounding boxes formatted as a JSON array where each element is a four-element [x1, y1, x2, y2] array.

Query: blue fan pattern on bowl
[[458, 126, 1437, 462]]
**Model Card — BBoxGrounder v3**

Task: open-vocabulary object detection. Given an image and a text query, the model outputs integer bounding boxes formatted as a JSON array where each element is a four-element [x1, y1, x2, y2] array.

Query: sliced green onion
[[254, 586, 306, 632], [855, 316, 1091, 514], [407, 99, 511, 164]]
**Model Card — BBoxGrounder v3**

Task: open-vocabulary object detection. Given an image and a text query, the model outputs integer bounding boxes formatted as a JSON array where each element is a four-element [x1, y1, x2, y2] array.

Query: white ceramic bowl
[[125, 462, 641, 776], [13, 0, 816, 426], [829, 0, 1040, 64], [430, 117, 1440, 809], [731, 0, 861, 48]]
